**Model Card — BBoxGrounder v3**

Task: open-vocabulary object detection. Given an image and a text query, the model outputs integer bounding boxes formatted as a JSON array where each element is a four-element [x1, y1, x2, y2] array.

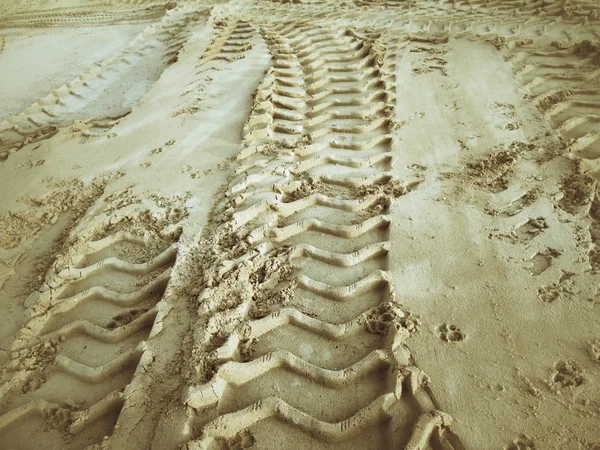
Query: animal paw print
[[505, 434, 535, 450], [364, 303, 403, 335], [551, 360, 585, 388], [504, 122, 520, 131], [364, 303, 418, 335], [538, 283, 560, 303], [438, 324, 466, 342]]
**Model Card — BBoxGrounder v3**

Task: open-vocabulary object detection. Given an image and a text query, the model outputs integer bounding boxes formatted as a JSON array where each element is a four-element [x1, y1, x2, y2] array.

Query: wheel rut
[[181, 18, 459, 450], [0, 196, 186, 449]]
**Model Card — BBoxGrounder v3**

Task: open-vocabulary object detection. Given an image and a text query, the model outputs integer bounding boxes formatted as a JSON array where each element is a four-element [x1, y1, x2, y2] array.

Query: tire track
[[196, 19, 254, 66], [249, 0, 596, 46], [0, 198, 185, 449], [2, 1, 599, 449], [502, 38, 600, 273], [0, 5, 170, 29], [507, 40, 600, 166], [182, 19, 459, 450], [174, 19, 258, 119], [0, 7, 206, 163], [586, 185, 600, 273]]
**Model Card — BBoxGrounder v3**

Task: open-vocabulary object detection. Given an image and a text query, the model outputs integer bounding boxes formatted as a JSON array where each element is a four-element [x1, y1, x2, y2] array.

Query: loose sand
[[0, 0, 600, 449]]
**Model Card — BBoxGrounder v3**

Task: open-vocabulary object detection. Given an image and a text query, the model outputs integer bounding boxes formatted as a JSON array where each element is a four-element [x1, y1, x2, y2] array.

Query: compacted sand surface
[[0, 0, 600, 449]]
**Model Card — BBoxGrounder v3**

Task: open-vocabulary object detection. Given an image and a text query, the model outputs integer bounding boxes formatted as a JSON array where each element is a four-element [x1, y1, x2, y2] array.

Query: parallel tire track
[[507, 41, 600, 164], [0, 7, 206, 163], [183, 19, 459, 450], [0, 5, 169, 29], [504, 39, 600, 272], [0, 206, 181, 448]]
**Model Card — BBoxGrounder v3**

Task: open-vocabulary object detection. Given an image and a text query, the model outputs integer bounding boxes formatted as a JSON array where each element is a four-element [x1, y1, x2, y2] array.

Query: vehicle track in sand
[[499, 26, 600, 296], [0, 7, 207, 163], [0, 5, 169, 29], [181, 17, 460, 450], [0, 194, 187, 449], [1, 0, 600, 449], [506, 40, 600, 171]]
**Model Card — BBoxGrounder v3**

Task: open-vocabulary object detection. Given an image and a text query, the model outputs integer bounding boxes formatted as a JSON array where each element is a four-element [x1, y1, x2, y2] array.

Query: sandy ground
[[0, 0, 600, 449], [0, 25, 146, 121]]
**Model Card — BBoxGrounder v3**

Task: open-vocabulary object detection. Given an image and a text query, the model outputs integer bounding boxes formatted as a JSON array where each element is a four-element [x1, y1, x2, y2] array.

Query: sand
[[0, 0, 599, 449]]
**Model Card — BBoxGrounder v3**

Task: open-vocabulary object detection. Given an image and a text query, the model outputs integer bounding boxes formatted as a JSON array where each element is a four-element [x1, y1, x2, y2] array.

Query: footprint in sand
[[438, 324, 466, 343], [538, 283, 561, 303], [505, 434, 536, 450], [550, 360, 585, 388]]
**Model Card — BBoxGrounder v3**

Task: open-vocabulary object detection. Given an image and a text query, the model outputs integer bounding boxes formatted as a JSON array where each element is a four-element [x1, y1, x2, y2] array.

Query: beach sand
[[0, 1, 599, 449]]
